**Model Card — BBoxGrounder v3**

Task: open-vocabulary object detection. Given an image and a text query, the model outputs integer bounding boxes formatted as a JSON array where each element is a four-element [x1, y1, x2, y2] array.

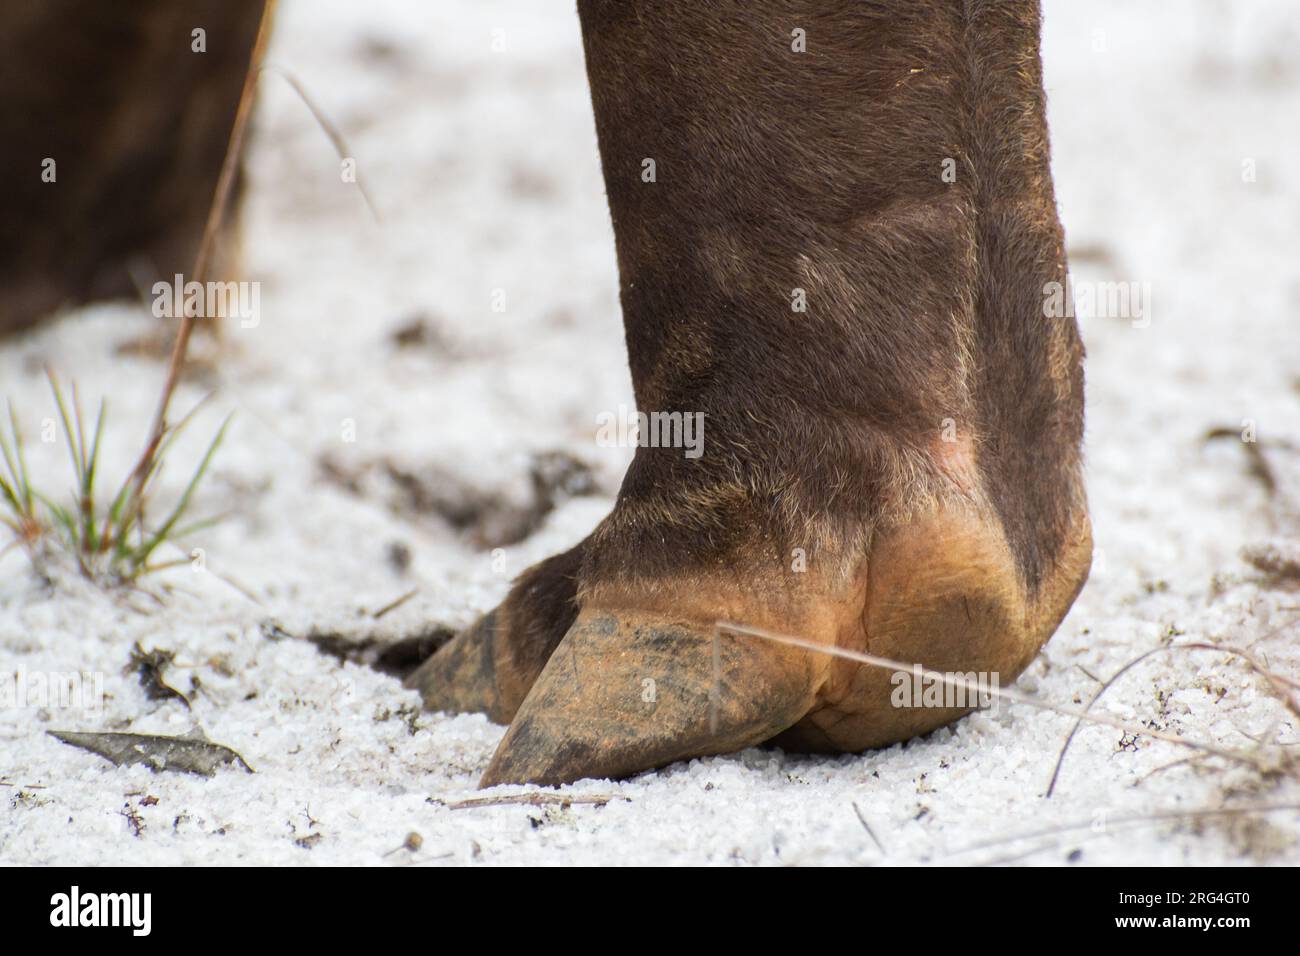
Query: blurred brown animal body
[[411, 0, 1092, 786], [0, 0, 266, 335]]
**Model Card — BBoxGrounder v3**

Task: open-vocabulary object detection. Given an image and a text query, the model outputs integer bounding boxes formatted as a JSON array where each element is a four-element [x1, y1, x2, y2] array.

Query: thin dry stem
[[446, 793, 626, 810], [714, 620, 1271, 777], [123, 4, 274, 530], [950, 802, 1300, 860], [372, 587, 418, 620], [260, 63, 382, 222], [1046, 641, 1300, 797], [852, 802, 887, 855]]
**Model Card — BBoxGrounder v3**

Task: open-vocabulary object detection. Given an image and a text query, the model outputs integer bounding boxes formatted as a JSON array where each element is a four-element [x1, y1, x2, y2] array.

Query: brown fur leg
[[463, 0, 1090, 785]]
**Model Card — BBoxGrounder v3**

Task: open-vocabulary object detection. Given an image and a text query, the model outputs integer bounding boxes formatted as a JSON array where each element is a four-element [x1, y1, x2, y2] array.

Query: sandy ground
[[2, 0, 1299, 866]]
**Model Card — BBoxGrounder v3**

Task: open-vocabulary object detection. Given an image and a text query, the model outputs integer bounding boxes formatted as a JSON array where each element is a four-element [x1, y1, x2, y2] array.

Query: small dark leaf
[[49, 728, 253, 776], [127, 641, 190, 707]]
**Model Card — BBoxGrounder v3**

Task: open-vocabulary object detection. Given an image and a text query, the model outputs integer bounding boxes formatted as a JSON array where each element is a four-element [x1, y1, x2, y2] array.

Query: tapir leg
[[409, 0, 1092, 787]]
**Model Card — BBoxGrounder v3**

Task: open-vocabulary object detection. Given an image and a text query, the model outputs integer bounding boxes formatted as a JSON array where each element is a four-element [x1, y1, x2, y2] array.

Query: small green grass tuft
[[0, 401, 42, 557], [0, 370, 229, 584]]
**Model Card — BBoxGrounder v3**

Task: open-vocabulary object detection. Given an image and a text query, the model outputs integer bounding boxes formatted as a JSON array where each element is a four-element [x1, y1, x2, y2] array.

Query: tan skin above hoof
[[775, 507, 1092, 754], [411, 502, 1091, 788]]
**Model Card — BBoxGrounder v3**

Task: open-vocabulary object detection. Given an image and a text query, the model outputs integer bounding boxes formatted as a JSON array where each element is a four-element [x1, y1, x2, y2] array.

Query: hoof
[[478, 608, 820, 788], [405, 543, 584, 725], [473, 505, 1091, 786], [404, 610, 509, 724]]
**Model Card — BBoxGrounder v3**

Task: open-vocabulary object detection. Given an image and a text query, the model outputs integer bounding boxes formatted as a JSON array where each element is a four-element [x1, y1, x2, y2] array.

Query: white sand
[[2, 0, 1298, 866]]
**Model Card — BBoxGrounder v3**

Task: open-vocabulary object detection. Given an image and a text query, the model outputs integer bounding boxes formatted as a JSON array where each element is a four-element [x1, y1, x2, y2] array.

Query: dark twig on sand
[[444, 793, 627, 810], [852, 801, 887, 855]]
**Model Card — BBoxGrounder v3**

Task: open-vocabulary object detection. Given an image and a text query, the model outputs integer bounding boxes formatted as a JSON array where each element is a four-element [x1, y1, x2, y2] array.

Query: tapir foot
[[409, 499, 1091, 788]]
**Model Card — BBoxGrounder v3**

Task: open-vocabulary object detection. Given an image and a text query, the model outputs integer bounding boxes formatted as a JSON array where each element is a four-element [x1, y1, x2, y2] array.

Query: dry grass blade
[[1184, 642, 1300, 718], [446, 793, 626, 810], [1045, 644, 1170, 798], [709, 627, 722, 735], [948, 802, 1300, 861], [714, 620, 1265, 773], [371, 587, 418, 620], [1248, 608, 1300, 648], [119, 7, 372, 555], [1046, 641, 1300, 797], [1204, 426, 1277, 495], [261, 63, 382, 222], [852, 802, 887, 855], [123, 3, 273, 536]]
